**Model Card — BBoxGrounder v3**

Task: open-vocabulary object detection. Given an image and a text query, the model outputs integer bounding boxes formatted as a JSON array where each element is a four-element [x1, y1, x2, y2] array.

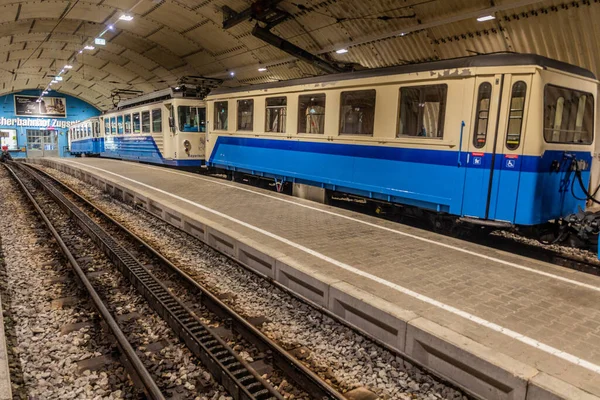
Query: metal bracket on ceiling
[[222, 0, 351, 74], [222, 0, 290, 30]]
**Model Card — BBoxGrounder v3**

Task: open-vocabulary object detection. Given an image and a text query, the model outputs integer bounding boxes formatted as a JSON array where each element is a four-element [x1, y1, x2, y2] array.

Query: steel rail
[[4, 162, 166, 400], [14, 162, 283, 400], [22, 161, 347, 400]]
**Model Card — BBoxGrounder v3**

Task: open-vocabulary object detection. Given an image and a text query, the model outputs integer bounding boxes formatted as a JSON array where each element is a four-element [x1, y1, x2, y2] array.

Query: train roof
[[210, 53, 596, 96]]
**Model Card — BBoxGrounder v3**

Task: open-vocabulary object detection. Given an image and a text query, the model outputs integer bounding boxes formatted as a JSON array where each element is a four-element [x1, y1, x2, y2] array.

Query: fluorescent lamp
[[51, 80, 58, 83], [258, 67, 267, 72], [55, 76, 63, 81], [84, 45, 95, 50], [335, 48, 348, 54], [64, 65, 73, 69], [119, 14, 133, 21], [477, 15, 495, 22], [95, 38, 106, 46]]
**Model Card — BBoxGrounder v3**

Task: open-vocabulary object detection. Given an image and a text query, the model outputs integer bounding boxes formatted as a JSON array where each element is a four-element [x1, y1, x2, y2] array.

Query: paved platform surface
[[33, 157, 600, 400]]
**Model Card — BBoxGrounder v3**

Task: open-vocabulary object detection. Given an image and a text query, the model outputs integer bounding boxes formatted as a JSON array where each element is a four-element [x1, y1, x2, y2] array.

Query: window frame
[[339, 89, 377, 136], [213, 101, 228, 131], [132, 112, 141, 134], [117, 115, 124, 135], [124, 114, 132, 134], [237, 99, 254, 131], [472, 82, 493, 148], [265, 96, 287, 133], [505, 81, 527, 151], [152, 108, 162, 133], [298, 93, 326, 135], [397, 83, 448, 139], [543, 83, 594, 145], [142, 110, 151, 133]]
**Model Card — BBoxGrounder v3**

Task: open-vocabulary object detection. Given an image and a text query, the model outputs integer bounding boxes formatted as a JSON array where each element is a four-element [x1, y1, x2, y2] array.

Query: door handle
[[458, 120, 466, 167]]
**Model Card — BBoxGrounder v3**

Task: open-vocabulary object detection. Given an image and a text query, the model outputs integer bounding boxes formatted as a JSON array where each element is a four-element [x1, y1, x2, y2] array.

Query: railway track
[[6, 161, 345, 400]]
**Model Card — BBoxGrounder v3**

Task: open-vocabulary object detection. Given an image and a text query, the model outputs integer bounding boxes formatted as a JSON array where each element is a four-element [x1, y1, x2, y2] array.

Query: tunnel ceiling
[[1, 0, 598, 111]]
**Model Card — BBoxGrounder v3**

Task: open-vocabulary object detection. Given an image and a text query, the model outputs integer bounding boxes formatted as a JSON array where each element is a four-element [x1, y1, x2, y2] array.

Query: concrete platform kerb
[[29, 158, 600, 400]]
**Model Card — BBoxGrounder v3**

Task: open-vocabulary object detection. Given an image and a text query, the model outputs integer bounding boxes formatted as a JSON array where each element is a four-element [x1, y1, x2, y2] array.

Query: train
[[68, 53, 600, 245], [68, 88, 207, 167], [68, 117, 104, 156]]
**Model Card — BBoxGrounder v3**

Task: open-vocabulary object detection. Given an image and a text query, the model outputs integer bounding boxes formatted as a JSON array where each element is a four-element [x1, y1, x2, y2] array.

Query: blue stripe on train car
[[207, 136, 591, 226], [102, 136, 203, 167], [70, 138, 104, 155]]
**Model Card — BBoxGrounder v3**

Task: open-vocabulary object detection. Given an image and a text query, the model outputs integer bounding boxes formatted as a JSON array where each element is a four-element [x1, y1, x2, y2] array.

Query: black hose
[[569, 155, 600, 205]]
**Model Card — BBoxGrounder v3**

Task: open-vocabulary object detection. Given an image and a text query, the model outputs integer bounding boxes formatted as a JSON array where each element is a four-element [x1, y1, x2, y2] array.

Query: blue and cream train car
[[101, 88, 207, 167], [68, 117, 103, 156], [205, 53, 597, 229]]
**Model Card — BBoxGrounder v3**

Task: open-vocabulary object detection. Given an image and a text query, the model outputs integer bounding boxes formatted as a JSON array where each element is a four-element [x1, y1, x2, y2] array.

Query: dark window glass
[[124, 114, 131, 134], [117, 115, 124, 134], [544, 85, 593, 145], [298, 94, 326, 134], [473, 82, 492, 148], [133, 113, 141, 133], [178, 106, 206, 132], [340, 90, 376, 135], [214, 101, 228, 130], [111, 117, 117, 135], [104, 119, 110, 135], [265, 97, 287, 133], [142, 111, 151, 133], [398, 84, 447, 138], [237, 100, 254, 131], [505, 81, 527, 150], [152, 109, 162, 133]]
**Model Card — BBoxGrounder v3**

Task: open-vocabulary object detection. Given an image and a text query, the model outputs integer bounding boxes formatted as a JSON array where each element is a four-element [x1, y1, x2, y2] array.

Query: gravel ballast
[[40, 165, 468, 400]]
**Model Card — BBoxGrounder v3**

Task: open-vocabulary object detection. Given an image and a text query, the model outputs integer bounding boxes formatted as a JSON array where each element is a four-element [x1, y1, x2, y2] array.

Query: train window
[[142, 111, 151, 133], [133, 113, 141, 133], [152, 109, 162, 132], [544, 85, 593, 145], [117, 115, 124, 134], [505, 81, 527, 150], [178, 106, 205, 132], [111, 117, 117, 135], [214, 101, 228, 130], [398, 84, 447, 138], [105, 119, 110, 136], [237, 100, 254, 131], [265, 97, 287, 133], [473, 83, 492, 148], [298, 94, 325, 134], [124, 114, 131, 134], [340, 90, 376, 135]]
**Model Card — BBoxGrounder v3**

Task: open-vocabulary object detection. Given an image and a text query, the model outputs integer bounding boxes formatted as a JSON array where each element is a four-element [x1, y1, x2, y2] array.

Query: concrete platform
[[0, 288, 12, 399], [30, 157, 600, 400]]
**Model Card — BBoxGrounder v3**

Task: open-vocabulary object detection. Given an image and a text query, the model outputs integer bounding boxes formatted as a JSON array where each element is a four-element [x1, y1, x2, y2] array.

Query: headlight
[[183, 140, 191, 152]]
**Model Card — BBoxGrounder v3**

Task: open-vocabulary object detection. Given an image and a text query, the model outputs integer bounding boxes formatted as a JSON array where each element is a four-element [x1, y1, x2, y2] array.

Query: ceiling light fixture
[[51, 80, 58, 83], [64, 65, 73, 69], [230, 71, 235, 77], [258, 67, 267, 72], [55, 76, 63, 81], [119, 14, 134, 21], [84, 45, 95, 50], [477, 14, 495, 22], [108, 24, 114, 30], [335, 48, 349, 54]]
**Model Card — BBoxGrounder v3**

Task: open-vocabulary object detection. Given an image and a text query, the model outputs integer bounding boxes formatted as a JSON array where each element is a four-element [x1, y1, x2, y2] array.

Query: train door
[[461, 75, 503, 220], [26, 129, 58, 158], [461, 73, 532, 224]]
